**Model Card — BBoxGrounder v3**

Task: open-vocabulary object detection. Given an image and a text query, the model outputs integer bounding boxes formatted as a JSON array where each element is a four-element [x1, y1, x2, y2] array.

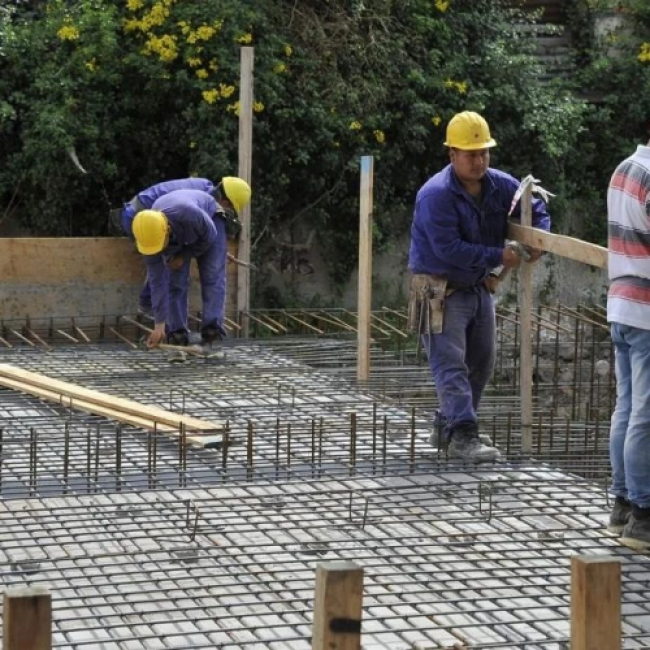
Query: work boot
[[619, 505, 650, 551], [200, 326, 225, 359], [448, 429, 501, 464], [167, 331, 189, 363], [607, 496, 632, 534]]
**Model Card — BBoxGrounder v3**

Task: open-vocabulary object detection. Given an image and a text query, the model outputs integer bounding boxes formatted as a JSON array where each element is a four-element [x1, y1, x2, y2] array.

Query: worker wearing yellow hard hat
[[407, 110, 551, 462], [131, 185, 251, 359], [109, 176, 251, 315]]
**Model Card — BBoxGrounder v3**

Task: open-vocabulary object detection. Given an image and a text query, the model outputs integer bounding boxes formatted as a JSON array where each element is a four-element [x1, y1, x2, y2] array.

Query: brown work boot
[[608, 497, 631, 534]]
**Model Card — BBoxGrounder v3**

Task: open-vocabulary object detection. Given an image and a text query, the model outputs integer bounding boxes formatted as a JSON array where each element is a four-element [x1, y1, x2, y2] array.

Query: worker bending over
[[111, 176, 251, 314], [408, 111, 551, 463], [132, 188, 231, 355]]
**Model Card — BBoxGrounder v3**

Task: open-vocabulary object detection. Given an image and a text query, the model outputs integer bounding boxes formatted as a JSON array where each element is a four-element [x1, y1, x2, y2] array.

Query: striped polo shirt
[[607, 144, 650, 330]]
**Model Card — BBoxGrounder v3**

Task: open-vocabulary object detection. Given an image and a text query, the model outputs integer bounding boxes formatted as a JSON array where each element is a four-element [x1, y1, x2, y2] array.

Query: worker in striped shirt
[[607, 138, 650, 550]]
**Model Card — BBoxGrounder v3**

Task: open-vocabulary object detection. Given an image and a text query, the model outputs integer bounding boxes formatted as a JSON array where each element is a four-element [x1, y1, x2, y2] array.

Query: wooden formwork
[[0, 237, 239, 321]]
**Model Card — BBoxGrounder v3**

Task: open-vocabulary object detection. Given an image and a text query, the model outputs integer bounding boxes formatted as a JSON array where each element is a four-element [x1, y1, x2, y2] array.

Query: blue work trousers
[[609, 322, 650, 508], [422, 285, 496, 438], [167, 216, 228, 338]]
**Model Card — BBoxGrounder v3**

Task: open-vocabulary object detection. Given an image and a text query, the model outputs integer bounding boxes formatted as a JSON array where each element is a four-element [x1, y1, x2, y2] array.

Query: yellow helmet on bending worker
[[443, 111, 497, 150], [220, 177, 251, 215], [132, 210, 169, 255]]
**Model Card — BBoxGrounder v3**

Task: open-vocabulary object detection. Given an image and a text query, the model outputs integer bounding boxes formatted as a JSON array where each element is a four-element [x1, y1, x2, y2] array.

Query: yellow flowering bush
[[639, 43, 650, 62], [57, 24, 80, 41]]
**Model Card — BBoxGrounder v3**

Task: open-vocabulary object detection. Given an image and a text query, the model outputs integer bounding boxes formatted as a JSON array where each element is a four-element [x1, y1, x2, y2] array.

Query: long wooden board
[[0, 365, 223, 448], [507, 223, 608, 269]]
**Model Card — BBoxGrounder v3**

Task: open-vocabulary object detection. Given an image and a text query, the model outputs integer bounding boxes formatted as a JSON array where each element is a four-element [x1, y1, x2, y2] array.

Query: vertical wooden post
[[237, 46, 254, 337], [312, 561, 363, 650], [357, 156, 374, 383], [571, 556, 621, 650], [519, 182, 533, 454], [4, 586, 52, 650]]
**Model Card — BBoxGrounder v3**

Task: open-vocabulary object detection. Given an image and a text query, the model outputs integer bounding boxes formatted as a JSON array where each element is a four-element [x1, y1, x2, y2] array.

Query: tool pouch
[[407, 274, 448, 335]]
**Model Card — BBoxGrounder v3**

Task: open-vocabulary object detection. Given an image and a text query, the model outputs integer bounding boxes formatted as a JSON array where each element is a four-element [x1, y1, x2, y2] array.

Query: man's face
[[450, 147, 490, 183]]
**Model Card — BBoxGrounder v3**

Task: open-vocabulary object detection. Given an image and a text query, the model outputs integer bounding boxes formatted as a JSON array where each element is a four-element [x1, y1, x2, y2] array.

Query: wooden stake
[[4, 586, 52, 650], [357, 156, 374, 382], [571, 556, 621, 650], [237, 46, 254, 337], [312, 561, 363, 650], [519, 184, 533, 454]]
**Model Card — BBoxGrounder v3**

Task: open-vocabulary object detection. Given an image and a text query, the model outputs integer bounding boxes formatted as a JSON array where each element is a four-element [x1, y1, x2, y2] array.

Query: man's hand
[[484, 275, 500, 294], [167, 255, 185, 271], [147, 322, 166, 348], [524, 246, 543, 263], [502, 246, 522, 269]]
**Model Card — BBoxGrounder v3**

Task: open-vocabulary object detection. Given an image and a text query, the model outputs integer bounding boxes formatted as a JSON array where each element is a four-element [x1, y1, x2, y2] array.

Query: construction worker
[[131, 187, 244, 356], [111, 176, 250, 313], [606, 138, 650, 550], [408, 111, 551, 463]]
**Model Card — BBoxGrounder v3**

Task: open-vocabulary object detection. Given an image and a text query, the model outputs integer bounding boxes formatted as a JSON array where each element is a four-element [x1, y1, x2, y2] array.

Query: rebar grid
[[0, 472, 647, 649]]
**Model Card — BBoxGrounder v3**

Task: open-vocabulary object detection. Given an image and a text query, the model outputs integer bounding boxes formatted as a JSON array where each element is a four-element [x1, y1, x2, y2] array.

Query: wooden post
[[312, 561, 363, 650], [571, 555, 621, 650], [4, 586, 52, 650], [357, 156, 374, 383], [519, 183, 533, 454], [237, 46, 254, 337]]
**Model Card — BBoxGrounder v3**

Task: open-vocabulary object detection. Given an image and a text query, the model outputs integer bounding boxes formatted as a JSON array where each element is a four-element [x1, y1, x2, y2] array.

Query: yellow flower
[[273, 62, 287, 74], [284, 44, 293, 57], [189, 141, 196, 149], [254, 101, 265, 113], [178, 21, 191, 35], [237, 33, 253, 44], [195, 68, 209, 79], [85, 59, 96, 72], [209, 60, 219, 72], [455, 81, 467, 94], [123, 18, 140, 33], [187, 57, 202, 67], [227, 101, 241, 116], [143, 34, 178, 62], [639, 43, 650, 63], [219, 83, 235, 98], [57, 25, 80, 41], [202, 89, 219, 104], [431, 116, 442, 126], [213, 19, 224, 30], [434, 0, 450, 11], [373, 129, 386, 144], [127, 0, 144, 10], [349, 121, 362, 130], [195, 25, 215, 40], [444, 78, 455, 88]]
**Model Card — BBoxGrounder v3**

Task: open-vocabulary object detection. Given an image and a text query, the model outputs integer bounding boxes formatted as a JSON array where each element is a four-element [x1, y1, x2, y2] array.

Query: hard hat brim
[[444, 138, 497, 150], [136, 241, 165, 255]]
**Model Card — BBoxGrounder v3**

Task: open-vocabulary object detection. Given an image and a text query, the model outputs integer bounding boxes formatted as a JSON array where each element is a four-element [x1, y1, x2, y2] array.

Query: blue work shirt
[[143, 189, 218, 324], [409, 165, 551, 286], [121, 178, 214, 236]]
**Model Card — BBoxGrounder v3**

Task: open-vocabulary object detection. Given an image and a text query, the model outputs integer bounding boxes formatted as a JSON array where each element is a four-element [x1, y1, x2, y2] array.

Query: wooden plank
[[507, 222, 608, 269], [571, 556, 621, 650], [0, 375, 220, 448], [312, 562, 363, 650], [4, 586, 52, 650], [519, 186, 533, 455], [0, 365, 222, 434], [237, 46, 254, 336], [357, 156, 374, 382]]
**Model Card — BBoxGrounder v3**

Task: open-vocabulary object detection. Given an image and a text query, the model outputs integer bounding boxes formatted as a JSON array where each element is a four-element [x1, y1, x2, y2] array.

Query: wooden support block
[[357, 156, 374, 383], [571, 555, 621, 650], [312, 561, 363, 650], [508, 222, 608, 269], [4, 586, 52, 650]]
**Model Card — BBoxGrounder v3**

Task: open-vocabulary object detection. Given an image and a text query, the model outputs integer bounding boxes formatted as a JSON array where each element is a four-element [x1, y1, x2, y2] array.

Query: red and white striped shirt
[[608, 144, 650, 329]]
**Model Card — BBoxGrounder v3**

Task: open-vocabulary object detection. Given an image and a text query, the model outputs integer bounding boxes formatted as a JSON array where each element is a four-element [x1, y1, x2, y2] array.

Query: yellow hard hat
[[222, 176, 252, 215], [132, 210, 169, 255], [444, 111, 497, 150]]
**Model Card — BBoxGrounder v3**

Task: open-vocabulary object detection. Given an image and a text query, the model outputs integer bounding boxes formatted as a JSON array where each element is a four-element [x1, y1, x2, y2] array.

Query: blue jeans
[[610, 322, 650, 508], [422, 285, 495, 438]]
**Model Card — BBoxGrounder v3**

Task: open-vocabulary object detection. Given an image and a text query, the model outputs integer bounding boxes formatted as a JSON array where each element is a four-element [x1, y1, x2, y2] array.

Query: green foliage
[[1, 0, 635, 299]]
